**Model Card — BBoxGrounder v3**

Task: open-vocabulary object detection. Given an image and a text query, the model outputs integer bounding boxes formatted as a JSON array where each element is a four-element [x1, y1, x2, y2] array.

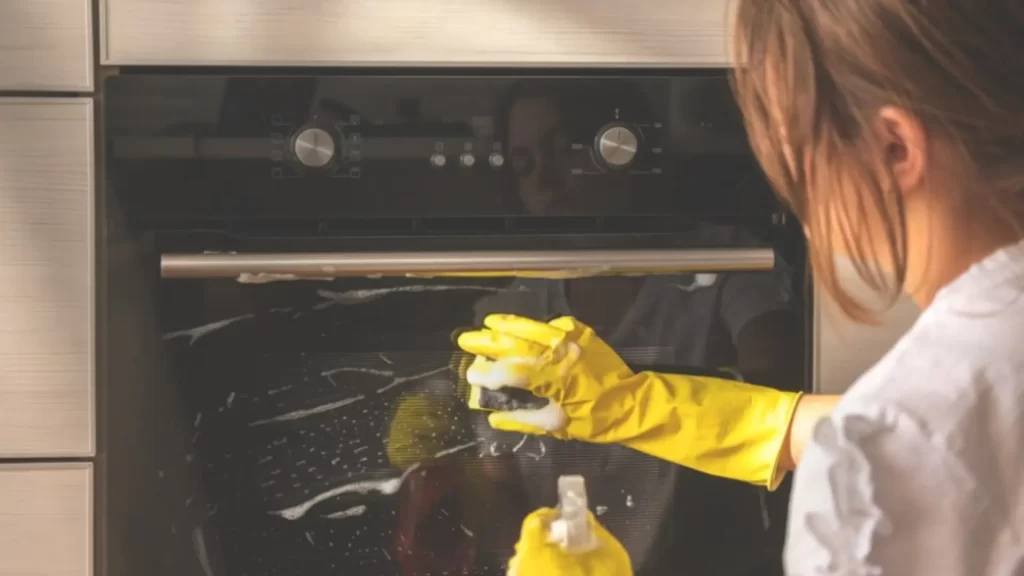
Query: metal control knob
[[595, 124, 639, 169], [293, 127, 336, 168], [488, 152, 505, 169], [460, 153, 476, 168], [430, 153, 447, 168]]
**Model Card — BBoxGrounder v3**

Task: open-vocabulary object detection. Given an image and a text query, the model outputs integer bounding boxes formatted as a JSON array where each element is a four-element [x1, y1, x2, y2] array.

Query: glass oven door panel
[[106, 239, 804, 576], [104, 73, 801, 576]]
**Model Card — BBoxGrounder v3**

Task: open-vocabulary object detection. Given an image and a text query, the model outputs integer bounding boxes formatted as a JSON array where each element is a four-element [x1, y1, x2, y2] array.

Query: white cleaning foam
[[505, 401, 567, 433]]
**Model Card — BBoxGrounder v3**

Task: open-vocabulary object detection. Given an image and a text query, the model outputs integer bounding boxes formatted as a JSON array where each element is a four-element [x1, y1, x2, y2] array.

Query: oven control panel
[[106, 74, 769, 223], [258, 78, 673, 182]]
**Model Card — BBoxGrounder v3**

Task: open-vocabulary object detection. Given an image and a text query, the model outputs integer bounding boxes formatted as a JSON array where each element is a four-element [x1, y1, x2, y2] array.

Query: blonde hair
[[730, 0, 1024, 320]]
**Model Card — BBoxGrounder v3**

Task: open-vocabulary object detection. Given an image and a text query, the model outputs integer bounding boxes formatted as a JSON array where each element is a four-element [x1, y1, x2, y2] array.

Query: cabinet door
[[102, 0, 732, 67], [0, 0, 93, 90], [813, 260, 921, 394], [0, 465, 92, 576], [0, 99, 94, 457]]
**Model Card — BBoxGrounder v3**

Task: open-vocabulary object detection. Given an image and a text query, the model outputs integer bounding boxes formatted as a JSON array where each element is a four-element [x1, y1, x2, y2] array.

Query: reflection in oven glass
[[155, 249, 800, 576], [105, 73, 802, 576]]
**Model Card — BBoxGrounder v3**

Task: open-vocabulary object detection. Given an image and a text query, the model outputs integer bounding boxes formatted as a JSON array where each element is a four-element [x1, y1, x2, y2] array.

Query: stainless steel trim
[[161, 249, 775, 279], [102, 0, 732, 67]]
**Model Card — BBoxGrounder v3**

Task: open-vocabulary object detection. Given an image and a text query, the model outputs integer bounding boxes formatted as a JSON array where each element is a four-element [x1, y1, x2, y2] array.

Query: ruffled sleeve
[[784, 404, 993, 576]]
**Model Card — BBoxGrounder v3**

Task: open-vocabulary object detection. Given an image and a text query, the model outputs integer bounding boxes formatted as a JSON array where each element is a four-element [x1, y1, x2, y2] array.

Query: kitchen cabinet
[[814, 260, 921, 394], [0, 99, 95, 457], [101, 0, 733, 67], [0, 464, 92, 576], [0, 0, 93, 91]]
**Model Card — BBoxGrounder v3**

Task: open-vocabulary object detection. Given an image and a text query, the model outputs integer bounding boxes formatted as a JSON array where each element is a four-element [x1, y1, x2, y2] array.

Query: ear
[[875, 106, 928, 195]]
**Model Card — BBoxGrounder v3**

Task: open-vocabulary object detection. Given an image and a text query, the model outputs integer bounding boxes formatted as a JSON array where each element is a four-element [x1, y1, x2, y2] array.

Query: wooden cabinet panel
[[0, 465, 92, 576], [0, 0, 92, 90], [0, 99, 94, 457]]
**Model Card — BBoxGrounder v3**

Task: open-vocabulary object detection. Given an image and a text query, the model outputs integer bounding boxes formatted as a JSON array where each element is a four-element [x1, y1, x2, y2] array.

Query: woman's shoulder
[[840, 281, 1024, 440], [785, 393, 1021, 575], [785, 314, 1024, 575]]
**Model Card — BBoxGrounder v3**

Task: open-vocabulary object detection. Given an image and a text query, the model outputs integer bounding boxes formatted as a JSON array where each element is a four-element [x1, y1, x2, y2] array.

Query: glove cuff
[[764, 391, 803, 491]]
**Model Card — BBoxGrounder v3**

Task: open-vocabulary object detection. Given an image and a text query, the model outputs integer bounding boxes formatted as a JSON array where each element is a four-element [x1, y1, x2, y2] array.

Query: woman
[[459, 1, 1024, 574]]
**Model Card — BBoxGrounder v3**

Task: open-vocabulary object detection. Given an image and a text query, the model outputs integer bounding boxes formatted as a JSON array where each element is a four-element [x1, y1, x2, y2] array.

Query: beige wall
[[814, 258, 922, 394]]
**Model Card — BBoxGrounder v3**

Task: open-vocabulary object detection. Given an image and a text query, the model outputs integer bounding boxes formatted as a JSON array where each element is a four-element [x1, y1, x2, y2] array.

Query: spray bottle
[[548, 475, 598, 553]]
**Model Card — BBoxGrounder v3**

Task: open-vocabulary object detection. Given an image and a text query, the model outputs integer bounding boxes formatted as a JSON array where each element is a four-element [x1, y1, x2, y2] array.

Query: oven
[[100, 71, 808, 576]]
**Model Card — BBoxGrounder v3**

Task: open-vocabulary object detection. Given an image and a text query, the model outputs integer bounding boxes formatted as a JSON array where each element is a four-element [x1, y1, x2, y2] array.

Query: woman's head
[[730, 0, 1024, 319]]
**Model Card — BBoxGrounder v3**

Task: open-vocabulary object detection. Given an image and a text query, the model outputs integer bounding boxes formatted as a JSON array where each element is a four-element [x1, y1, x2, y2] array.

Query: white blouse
[[785, 240, 1024, 575]]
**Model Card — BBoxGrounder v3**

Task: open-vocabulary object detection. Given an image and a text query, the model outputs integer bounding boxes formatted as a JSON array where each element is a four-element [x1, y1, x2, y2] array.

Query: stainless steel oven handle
[[160, 248, 775, 279]]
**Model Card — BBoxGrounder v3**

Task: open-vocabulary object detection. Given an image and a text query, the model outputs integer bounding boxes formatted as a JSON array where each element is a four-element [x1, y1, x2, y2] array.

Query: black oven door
[[101, 73, 808, 576]]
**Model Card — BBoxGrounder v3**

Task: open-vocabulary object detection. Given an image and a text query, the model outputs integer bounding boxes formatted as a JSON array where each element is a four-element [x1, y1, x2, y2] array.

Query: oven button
[[488, 152, 505, 169], [292, 127, 335, 168], [430, 153, 447, 168], [459, 153, 476, 168], [595, 124, 639, 169]]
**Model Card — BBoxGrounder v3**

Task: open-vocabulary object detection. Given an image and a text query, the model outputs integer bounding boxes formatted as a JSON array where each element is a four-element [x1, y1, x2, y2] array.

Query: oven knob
[[293, 127, 335, 168], [595, 124, 639, 169]]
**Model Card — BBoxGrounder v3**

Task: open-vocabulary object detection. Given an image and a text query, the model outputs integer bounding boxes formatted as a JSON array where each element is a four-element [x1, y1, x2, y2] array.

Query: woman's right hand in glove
[[457, 314, 809, 489]]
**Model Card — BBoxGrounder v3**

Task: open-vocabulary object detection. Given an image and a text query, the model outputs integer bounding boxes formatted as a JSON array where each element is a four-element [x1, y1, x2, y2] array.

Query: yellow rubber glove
[[457, 314, 802, 489], [506, 507, 633, 576]]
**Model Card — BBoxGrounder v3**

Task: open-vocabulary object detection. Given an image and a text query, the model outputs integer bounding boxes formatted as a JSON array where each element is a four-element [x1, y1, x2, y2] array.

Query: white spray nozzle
[[548, 475, 598, 553]]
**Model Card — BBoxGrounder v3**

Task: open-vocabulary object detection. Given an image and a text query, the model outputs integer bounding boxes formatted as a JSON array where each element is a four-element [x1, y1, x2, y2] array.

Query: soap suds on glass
[[511, 435, 528, 453], [322, 366, 394, 384], [523, 440, 547, 460], [192, 528, 215, 576], [270, 463, 420, 520], [314, 285, 507, 310], [672, 273, 719, 292], [324, 505, 368, 520], [236, 273, 334, 284], [249, 395, 365, 426], [375, 366, 449, 394], [433, 440, 482, 459], [163, 314, 255, 344]]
